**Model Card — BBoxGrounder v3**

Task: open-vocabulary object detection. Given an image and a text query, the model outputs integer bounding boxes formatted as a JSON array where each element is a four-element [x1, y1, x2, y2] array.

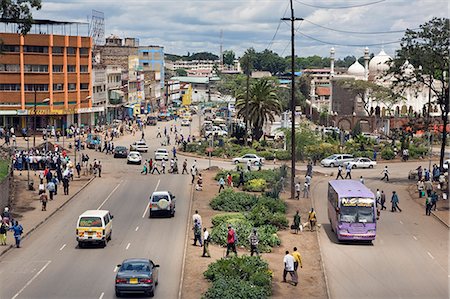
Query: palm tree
[[236, 78, 282, 141]]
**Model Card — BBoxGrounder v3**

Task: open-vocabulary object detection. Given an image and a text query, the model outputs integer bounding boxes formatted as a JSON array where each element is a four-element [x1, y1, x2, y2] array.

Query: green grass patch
[[0, 159, 10, 183]]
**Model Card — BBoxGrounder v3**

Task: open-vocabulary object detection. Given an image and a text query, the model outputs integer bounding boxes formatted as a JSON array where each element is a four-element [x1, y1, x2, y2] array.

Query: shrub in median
[[210, 189, 257, 212], [203, 256, 272, 299], [244, 178, 267, 192]]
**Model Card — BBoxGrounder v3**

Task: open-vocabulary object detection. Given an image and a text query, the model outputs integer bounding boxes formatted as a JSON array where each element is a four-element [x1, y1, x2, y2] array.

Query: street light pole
[[282, 0, 303, 199]]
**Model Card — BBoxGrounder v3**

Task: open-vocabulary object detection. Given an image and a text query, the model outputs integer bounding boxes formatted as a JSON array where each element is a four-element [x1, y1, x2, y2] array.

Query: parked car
[[113, 146, 128, 158], [320, 154, 354, 167], [443, 159, 449, 171], [130, 140, 148, 152], [154, 148, 169, 161], [232, 154, 265, 165], [127, 151, 142, 165], [344, 157, 377, 169], [149, 191, 176, 217], [181, 118, 190, 126], [115, 258, 159, 297]]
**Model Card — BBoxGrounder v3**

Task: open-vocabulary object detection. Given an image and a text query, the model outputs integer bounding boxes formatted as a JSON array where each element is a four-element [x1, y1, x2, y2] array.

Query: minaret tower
[[364, 46, 370, 81], [330, 47, 335, 77]]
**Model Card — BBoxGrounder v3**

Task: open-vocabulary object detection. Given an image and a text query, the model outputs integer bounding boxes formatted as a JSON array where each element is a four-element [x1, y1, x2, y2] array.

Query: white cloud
[[29, 0, 449, 58]]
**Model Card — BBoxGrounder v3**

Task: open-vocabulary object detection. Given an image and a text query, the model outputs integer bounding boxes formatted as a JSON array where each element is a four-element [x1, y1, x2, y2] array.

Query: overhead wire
[[266, 2, 290, 50], [302, 19, 417, 35], [280, 19, 304, 56], [297, 31, 401, 47], [294, 0, 386, 9]]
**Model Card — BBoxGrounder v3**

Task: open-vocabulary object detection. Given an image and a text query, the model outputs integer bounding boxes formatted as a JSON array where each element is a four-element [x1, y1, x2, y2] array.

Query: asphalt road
[[312, 163, 449, 299], [0, 121, 193, 299]]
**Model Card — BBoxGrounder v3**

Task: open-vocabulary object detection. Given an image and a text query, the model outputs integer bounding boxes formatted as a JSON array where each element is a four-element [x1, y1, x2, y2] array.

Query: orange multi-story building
[[0, 31, 92, 130]]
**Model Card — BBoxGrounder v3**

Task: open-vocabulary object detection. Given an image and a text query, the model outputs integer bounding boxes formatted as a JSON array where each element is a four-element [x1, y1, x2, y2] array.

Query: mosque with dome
[[309, 47, 442, 131]]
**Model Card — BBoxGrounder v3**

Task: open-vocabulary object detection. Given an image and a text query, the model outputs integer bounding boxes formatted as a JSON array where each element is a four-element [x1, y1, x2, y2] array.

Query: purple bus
[[327, 180, 376, 241]]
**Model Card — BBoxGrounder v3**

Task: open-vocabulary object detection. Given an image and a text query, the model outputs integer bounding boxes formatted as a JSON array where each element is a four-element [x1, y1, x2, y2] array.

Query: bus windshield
[[340, 206, 374, 223]]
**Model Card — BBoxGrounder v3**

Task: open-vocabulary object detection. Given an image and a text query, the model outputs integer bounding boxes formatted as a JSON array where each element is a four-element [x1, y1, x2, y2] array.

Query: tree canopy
[[0, 0, 41, 35], [165, 52, 219, 62], [387, 17, 449, 169], [223, 50, 235, 66]]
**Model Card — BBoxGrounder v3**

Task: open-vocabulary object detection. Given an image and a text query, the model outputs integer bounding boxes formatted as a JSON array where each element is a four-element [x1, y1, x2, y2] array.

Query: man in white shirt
[[295, 182, 300, 199], [283, 250, 298, 286], [247, 160, 251, 172], [192, 210, 202, 226], [202, 227, 210, 258]]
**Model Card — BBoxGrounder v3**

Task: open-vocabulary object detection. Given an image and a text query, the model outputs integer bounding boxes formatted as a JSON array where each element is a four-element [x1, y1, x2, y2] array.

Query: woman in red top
[[227, 173, 233, 187]]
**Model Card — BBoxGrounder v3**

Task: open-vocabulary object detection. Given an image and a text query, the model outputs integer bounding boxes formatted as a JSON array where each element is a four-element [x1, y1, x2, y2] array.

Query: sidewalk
[[408, 183, 450, 227], [0, 169, 94, 256]]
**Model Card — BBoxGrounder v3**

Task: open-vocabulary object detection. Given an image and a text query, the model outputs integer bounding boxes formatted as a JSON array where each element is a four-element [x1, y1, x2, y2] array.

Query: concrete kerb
[[310, 176, 331, 299], [178, 179, 195, 299], [431, 210, 450, 229], [0, 176, 96, 258]]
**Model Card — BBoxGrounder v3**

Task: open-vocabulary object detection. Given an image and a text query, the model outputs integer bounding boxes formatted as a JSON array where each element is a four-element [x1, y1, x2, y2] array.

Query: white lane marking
[[135, 226, 139, 232], [113, 266, 119, 273], [427, 252, 435, 259], [126, 243, 131, 250], [97, 181, 123, 210], [59, 244, 66, 251], [142, 179, 160, 218], [413, 236, 418, 241], [12, 260, 51, 299], [399, 221, 403, 224], [99, 292, 104, 299]]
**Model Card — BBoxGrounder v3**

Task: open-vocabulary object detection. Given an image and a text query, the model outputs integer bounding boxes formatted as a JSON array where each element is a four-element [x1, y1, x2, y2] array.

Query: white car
[[344, 157, 377, 169], [181, 119, 190, 126], [127, 151, 142, 164], [232, 154, 265, 165], [130, 140, 148, 152], [320, 154, 354, 167], [154, 148, 169, 161], [149, 191, 176, 218]]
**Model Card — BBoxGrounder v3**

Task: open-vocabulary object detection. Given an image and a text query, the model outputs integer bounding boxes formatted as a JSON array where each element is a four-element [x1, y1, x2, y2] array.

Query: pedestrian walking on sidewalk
[[182, 159, 188, 174], [46, 180, 55, 200], [40, 192, 48, 211], [283, 251, 298, 286], [293, 210, 301, 234], [62, 176, 70, 195], [308, 208, 317, 231], [292, 247, 303, 276], [191, 166, 197, 184], [302, 182, 310, 198], [295, 182, 301, 199], [425, 196, 432, 216], [202, 227, 210, 257], [218, 177, 225, 193], [0, 222, 7, 245], [9, 221, 23, 248], [381, 166, 390, 181], [248, 228, 259, 256], [192, 219, 202, 247], [226, 225, 238, 257], [336, 165, 344, 179], [391, 191, 402, 212], [98, 161, 102, 177], [345, 164, 352, 179], [236, 170, 245, 188], [76, 162, 81, 178]]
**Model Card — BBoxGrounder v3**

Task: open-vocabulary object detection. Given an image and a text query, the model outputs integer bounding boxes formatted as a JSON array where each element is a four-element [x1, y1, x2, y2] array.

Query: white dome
[[369, 50, 392, 73], [347, 60, 365, 77]]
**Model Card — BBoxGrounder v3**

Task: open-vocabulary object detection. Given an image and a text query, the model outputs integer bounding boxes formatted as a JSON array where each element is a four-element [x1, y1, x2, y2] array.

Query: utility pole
[[282, 0, 303, 199]]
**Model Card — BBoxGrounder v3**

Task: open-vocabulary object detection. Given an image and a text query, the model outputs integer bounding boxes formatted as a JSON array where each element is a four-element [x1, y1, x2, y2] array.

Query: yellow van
[[76, 210, 113, 248]]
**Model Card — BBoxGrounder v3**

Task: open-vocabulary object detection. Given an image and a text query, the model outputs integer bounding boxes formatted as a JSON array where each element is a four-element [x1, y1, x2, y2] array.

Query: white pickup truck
[[204, 126, 228, 138]]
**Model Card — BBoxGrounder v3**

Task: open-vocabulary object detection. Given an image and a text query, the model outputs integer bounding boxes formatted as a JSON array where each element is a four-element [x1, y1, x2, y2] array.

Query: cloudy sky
[[30, 0, 449, 59]]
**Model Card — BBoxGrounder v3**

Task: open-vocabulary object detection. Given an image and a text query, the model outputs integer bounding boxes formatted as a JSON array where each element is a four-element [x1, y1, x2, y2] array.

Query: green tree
[[0, 0, 41, 35], [240, 48, 256, 145], [281, 124, 320, 160], [387, 17, 449, 169], [187, 52, 219, 61], [236, 78, 282, 141], [253, 49, 286, 74], [223, 50, 235, 66], [175, 68, 187, 76], [371, 86, 404, 116]]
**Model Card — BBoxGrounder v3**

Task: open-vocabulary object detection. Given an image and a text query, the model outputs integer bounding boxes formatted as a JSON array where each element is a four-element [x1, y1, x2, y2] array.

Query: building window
[[80, 48, 89, 55], [143, 63, 149, 67], [80, 83, 89, 90], [67, 47, 76, 55], [67, 65, 76, 73], [52, 47, 63, 54], [68, 83, 76, 90], [23, 46, 48, 53], [24, 64, 49, 73], [0, 64, 20, 72], [24, 84, 48, 91], [143, 52, 149, 57], [80, 65, 88, 73], [53, 83, 64, 91], [0, 84, 20, 91], [0, 45, 20, 53], [53, 65, 64, 73]]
